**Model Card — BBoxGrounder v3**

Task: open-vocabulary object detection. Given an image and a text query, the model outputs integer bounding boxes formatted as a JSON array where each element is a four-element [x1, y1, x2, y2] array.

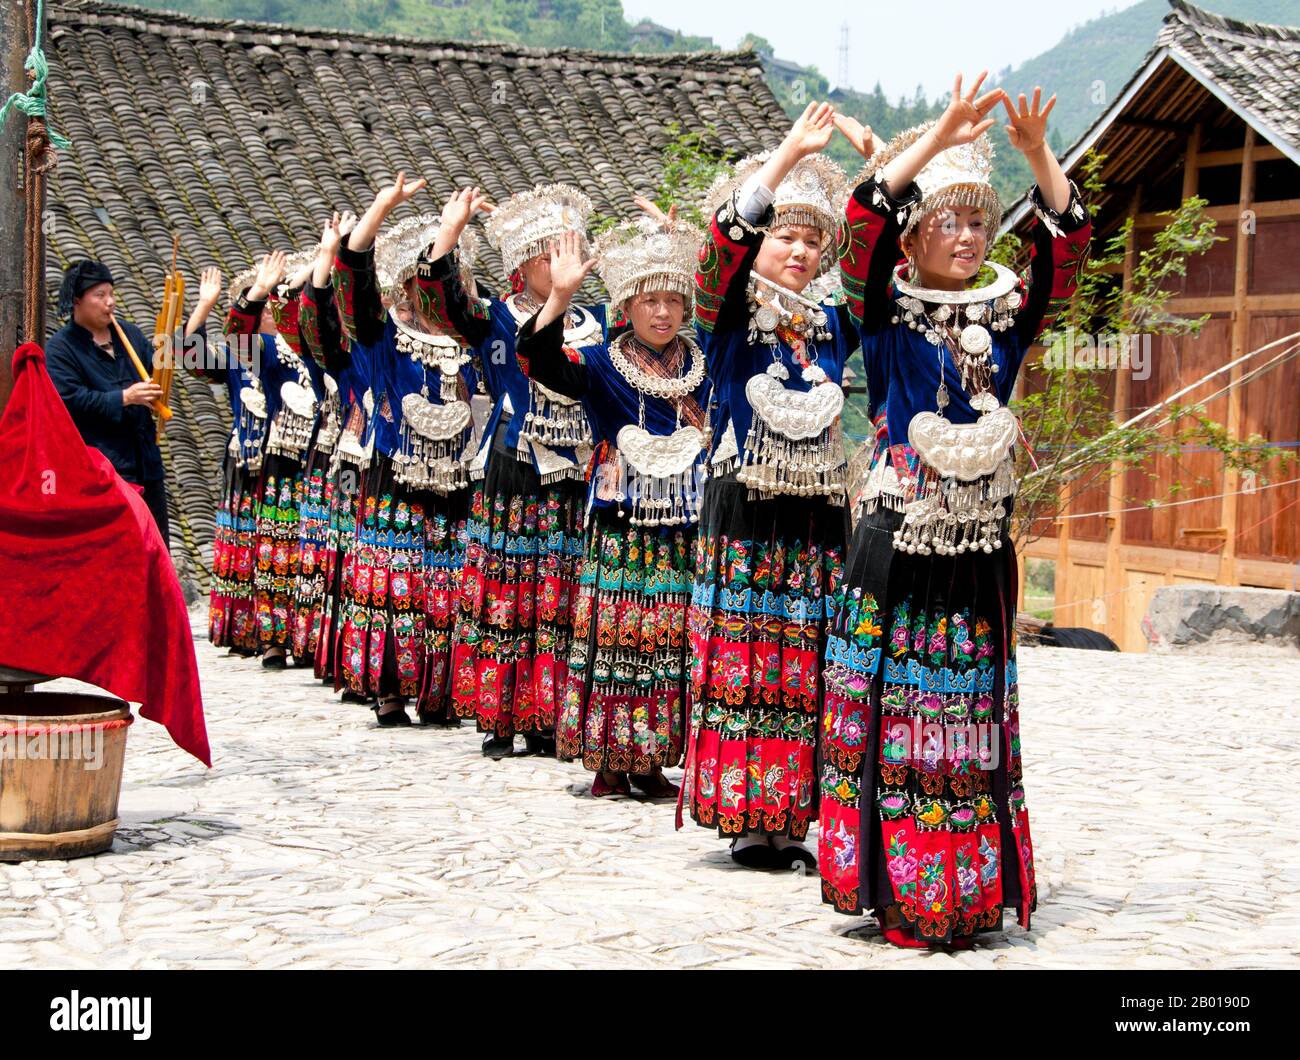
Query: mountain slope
[[996, 0, 1299, 147]]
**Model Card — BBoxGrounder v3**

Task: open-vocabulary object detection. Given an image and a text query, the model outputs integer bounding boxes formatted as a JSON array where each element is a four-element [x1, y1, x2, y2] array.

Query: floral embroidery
[[886, 833, 917, 899]]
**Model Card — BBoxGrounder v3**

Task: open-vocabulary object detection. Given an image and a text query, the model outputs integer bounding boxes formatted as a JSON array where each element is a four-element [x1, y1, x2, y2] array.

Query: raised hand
[[318, 212, 348, 264], [248, 250, 287, 301], [184, 266, 224, 338], [931, 72, 1004, 150], [832, 111, 884, 162], [754, 102, 836, 202], [197, 266, 222, 308], [314, 213, 348, 288], [429, 187, 492, 261], [289, 256, 316, 291], [440, 186, 493, 233], [1002, 87, 1057, 155], [633, 194, 677, 227], [782, 101, 835, 159], [1003, 85, 1071, 212], [549, 230, 597, 298], [349, 175, 425, 252], [373, 171, 428, 217]]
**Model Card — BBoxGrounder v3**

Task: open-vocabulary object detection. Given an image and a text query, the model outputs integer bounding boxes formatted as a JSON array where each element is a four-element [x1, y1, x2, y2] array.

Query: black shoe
[[419, 712, 461, 728], [481, 735, 514, 759], [261, 652, 287, 670], [341, 690, 369, 704], [375, 705, 412, 727], [729, 837, 779, 870], [522, 733, 556, 757], [770, 840, 816, 871]]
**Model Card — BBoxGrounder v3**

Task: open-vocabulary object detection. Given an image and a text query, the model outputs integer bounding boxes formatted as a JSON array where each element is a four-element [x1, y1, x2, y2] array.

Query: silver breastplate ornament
[[604, 331, 708, 527], [887, 261, 1023, 556], [265, 335, 318, 462], [391, 311, 473, 493], [735, 276, 846, 501], [509, 295, 598, 473], [234, 371, 267, 473]]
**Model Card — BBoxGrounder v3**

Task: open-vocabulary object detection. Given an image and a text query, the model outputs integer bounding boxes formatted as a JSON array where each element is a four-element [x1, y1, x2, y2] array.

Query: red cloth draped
[[0, 342, 209, 765]]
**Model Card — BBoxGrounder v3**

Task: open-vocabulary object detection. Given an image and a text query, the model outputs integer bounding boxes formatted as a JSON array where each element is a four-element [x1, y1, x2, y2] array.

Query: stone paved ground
[[2, 609, 1298, 969]]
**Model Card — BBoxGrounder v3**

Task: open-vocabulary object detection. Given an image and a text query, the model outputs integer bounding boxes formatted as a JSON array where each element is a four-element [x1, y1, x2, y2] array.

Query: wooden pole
[[1055, 491, 1072, 626], [1182, 123, 1201, 201], [1218, 126, 1256, 586], [0, 0, 35, 413], [1102, 188, 1141, 648]]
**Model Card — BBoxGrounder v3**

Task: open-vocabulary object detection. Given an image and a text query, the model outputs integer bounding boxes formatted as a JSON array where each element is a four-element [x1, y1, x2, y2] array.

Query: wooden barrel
[[0, 691, 133, 861]]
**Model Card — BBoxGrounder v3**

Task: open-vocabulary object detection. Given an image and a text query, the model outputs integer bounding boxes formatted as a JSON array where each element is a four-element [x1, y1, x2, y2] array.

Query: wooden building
[[1002, 0, 1300, 651]]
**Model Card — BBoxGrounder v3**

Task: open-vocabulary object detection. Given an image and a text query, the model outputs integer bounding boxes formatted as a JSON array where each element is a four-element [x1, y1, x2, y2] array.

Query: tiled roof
[[44, 0, 785, 592], [1158, 0, 1300, 154]]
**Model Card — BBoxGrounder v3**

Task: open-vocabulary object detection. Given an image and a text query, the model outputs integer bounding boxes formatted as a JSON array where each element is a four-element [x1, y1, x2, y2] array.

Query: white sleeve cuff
[[735, 175, 775, 224]]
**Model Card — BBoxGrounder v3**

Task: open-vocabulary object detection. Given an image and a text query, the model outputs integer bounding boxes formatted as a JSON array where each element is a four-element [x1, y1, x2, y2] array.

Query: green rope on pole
[[0, 0, 71, 150]]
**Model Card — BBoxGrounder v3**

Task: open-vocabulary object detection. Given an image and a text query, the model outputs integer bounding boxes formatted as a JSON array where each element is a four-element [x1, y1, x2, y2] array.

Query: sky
[[622, 0, 1145, 100]]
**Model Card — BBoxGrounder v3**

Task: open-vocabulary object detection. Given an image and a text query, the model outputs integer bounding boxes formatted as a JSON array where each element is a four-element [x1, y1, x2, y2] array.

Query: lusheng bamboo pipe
[[149, 233, 184, 439], [109, 314, 173, 422]]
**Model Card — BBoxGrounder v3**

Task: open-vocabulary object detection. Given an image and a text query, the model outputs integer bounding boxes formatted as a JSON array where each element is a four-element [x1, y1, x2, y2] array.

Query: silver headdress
[[484, 183, 593, 277], [864, 120, 1002, 237], [704, 151, 849, 258], [375, 213, 443, 292], [375, 212, 479, 293], [227, 247, 317, 304], [593, 216, 702, 308]]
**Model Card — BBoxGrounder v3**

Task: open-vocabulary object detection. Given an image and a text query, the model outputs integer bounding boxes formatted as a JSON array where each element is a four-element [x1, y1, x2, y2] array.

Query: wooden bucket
[[0, 691, 133, 861]]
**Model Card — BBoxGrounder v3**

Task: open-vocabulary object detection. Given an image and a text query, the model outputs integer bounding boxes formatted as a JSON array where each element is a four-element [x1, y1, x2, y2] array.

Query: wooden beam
[[1022, 537, 1298, 591], [1195, 144, 1284, 169], [1219, 125, 1255, 586], [1113, 116, 1184, 133], [1165, 294, 1300, 314], [1134, 198, 1300, 228]]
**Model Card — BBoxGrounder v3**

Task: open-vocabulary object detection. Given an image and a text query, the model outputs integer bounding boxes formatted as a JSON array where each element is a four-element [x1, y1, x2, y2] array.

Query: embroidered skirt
[[209, 457, 259, 652], [338, 452, 469, 715], [290, 444, 335, 664], [817, 504, 1035, 944], [450, 435, 584, 737], [253, 453, 306, 653], [556, 507, 692, 775], [679, 472, 847, 840], [315, 456, 364, 685]]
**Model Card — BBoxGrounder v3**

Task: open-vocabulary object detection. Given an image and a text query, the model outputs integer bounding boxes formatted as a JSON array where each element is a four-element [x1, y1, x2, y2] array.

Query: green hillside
[[127, 0, 713, 52]]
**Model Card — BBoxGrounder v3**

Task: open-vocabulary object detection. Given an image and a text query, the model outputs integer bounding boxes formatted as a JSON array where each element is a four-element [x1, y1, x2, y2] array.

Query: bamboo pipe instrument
[[150, 235, 184, 439], [109, 315, 173, 422]]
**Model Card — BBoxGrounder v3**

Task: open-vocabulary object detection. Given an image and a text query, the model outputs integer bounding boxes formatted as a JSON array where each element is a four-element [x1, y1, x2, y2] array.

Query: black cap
[[58, 260, 115, 318]]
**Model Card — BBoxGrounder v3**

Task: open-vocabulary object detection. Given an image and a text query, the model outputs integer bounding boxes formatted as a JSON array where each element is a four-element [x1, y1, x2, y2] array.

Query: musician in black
[[44, 261, 173, 545], [45, 259, 226, 551]]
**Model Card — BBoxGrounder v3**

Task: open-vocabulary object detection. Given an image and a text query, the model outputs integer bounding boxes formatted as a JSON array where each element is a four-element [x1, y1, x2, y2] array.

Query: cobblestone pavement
[[2, 610, 1297, 969]]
